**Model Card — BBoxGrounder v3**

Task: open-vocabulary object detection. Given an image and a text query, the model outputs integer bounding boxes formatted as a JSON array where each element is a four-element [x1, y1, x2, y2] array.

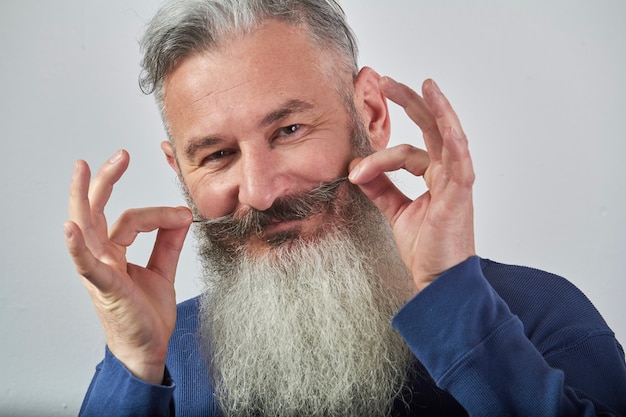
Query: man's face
[[160, 20, 413, 416], [162, 20, 359, 251]]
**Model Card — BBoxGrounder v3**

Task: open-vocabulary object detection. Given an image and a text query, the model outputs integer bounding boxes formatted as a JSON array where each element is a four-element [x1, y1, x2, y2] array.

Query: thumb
[[146, 223, 191, 283], [348, 158, 411, 224]]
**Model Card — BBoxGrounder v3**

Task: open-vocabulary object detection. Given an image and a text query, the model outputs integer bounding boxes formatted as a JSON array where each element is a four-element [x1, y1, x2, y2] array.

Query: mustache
[[193, 176, 350, 242]]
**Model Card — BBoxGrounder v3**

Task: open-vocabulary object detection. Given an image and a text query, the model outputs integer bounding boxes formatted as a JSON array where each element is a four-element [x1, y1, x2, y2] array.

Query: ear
[[161, 141, 181, 175], [353, 67, 391, 151]]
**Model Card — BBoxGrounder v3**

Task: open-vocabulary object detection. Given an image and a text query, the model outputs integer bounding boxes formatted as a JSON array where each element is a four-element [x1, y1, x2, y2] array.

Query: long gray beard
[[197, 188, 415, 417]]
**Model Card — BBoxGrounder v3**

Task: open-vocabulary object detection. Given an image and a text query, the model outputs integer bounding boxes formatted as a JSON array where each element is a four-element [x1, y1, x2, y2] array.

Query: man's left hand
[[349, 77, 476, 292]]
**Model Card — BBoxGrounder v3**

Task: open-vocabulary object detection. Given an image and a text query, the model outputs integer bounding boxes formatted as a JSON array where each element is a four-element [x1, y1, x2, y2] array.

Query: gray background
[[1, 1, 624, 415]]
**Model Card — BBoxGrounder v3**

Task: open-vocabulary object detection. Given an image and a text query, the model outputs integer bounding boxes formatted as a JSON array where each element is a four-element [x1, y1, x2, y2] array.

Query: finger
[[88, 150, 130, 236], [146, 225, 191, 283], [64, 220, 116, 292], [109, 206, 193, 247], [421, 79, 475, 187], [68, 160, 103, 250], [349, 147, 428, 225], [349, 144, 430, 184], [380, 76, 443, 159], [350, 166, 411, 224]]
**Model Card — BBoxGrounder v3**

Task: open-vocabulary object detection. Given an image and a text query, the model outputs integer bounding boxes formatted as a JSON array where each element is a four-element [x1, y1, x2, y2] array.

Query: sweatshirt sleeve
[[78, 347, 176, 417], [392, 256, 626, 417]]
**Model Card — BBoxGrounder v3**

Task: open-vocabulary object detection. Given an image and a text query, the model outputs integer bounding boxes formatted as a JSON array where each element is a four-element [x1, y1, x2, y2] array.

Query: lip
[[266, 211, 330, 236], [264, 218, 301, 234]]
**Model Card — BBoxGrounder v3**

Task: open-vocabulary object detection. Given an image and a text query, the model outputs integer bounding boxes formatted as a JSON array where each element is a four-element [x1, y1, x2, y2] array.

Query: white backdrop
[[1, 1, 624, 415]]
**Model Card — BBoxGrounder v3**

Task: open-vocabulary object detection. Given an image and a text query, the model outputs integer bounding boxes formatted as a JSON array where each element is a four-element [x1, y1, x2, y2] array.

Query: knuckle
[[421, 120, 439, 135], [73, 256, 96, 280], [396, 143, 414, 152], [395, 143, 419, 157], [117, 208, 139, 225], [397, 144, 427, 160]]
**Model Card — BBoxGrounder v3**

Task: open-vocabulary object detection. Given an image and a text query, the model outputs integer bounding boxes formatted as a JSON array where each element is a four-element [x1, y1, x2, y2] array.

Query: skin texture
[[65, 20, 475, 384], [351, 76, 476, 289], [160, 22, 371, 236]]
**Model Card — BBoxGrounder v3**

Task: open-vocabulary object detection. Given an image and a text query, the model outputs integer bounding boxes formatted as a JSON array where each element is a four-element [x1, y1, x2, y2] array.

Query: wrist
[[108, 346, 167, 385], [127, 362, 166, 385]]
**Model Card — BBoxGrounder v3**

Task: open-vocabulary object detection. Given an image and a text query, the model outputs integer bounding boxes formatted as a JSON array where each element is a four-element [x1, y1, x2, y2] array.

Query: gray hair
[[139, 0, 359, 113]]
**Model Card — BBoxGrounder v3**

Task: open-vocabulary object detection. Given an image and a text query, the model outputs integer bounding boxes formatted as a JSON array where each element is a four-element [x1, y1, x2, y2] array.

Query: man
[[65, 0, 626, 416]]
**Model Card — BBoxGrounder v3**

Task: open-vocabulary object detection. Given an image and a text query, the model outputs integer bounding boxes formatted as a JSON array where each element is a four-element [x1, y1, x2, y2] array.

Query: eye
[[201, 149, 235, 166], [276, 124, 301, 137], [209, 150, 229, 160]]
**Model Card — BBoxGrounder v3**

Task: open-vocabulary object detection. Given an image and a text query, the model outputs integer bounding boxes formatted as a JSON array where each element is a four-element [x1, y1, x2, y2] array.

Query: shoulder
[[479, 258, 604, 325], [479, 258, 614, 354]]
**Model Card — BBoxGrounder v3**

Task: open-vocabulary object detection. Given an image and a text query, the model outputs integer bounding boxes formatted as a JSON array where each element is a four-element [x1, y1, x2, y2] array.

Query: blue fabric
[[79, 257, 626, 416], [79, 348, 175, 416]]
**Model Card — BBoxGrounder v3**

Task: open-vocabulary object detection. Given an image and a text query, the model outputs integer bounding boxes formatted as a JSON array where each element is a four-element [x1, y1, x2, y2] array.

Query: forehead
[[162, 20, 351, 141]]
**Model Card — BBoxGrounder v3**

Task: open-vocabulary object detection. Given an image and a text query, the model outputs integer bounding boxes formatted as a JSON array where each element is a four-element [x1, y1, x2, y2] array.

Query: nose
[[237, 146, 289, 212]]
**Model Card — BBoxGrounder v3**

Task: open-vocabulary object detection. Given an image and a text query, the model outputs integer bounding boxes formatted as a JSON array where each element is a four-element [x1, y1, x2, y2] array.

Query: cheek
[[180, 134, 355, 218], [186, 177, 238, 219], [292, 136, 355, 181]]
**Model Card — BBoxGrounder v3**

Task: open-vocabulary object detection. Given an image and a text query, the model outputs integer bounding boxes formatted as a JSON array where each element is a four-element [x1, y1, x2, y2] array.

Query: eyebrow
[[183, 135, 223, 161], [183, 99, 315, 161], [260, 99, 314, 127]]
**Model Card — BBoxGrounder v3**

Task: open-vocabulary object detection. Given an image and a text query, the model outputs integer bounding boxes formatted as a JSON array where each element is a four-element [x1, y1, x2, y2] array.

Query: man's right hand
[[64, 150, 192, 384]]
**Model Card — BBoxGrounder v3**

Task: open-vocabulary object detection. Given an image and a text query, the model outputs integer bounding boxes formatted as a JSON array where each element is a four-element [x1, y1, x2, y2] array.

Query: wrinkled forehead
[[160, 20, 358, 148], [162, 20, 355, 115], [179, 18, 353, 85]]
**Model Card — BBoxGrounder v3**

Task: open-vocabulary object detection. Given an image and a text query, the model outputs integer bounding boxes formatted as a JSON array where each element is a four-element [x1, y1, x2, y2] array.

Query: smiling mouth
[[266, 217, 298, 230], [194, 176, 349, 247], [261, 218, 305, 243], [261, 212, 336, 246]]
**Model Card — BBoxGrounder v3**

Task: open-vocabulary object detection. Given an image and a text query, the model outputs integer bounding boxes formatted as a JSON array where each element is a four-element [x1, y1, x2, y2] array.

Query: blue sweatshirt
[[79, 257, 626, 416]]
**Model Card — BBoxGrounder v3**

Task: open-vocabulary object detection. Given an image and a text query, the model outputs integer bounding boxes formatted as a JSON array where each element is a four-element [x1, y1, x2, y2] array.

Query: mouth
[[259, 210, 338, 247], [265, 217, 299, 231], [194, 176, 350, 247], [260, 217, 307, 244]]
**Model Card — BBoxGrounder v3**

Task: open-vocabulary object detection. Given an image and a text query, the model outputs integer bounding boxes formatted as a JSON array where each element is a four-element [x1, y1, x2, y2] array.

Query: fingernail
[[176, 207, 192, 221], [431, 79, 441, 94], [63, 223, 73, 240], [382, 75, 397, 85], [380, 76, 400, 94], [451, 127, 464, 141], [72, 161, 80, 178], [109, 150, 123, 164], [348, 164, 361, 182]]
